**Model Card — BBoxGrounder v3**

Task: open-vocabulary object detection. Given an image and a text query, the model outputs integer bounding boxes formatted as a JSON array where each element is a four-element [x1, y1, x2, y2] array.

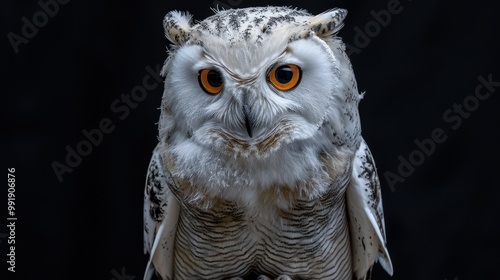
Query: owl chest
[[172, 189, 352, 280]]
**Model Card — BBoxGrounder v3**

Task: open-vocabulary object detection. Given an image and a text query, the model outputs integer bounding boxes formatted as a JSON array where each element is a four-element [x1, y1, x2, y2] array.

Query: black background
[[2, 0, 499, 279]]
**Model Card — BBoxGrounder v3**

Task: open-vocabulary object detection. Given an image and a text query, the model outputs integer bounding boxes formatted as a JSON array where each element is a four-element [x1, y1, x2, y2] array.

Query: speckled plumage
[[144, 6, 393, 280]]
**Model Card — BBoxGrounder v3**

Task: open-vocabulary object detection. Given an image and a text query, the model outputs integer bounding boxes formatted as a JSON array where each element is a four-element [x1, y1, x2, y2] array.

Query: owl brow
[[200, 51, 233, 75], [265, 48, 290, 73], [202, 51, 219, 66], [199, 46, 289, 83], [230, 49, 288, 83]]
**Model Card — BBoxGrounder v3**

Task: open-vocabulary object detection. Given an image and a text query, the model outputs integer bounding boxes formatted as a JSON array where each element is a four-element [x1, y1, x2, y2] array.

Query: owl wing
[[346, 138, 393, 280], [143, 144, 180, 280]]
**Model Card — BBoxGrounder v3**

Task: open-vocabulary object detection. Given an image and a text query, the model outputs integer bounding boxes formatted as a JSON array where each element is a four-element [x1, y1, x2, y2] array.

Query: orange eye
[[198, 69, 223, 95], [268, 64, 301, 91]]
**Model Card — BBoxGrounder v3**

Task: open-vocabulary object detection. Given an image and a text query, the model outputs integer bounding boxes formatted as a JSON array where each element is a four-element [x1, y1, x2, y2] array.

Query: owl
[[143, 6, 393, 280]]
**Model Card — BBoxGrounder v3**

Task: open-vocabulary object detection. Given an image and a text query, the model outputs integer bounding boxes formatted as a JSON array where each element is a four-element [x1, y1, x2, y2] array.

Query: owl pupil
[[207, 70, 223, 87], [275, 66, 293, 83]]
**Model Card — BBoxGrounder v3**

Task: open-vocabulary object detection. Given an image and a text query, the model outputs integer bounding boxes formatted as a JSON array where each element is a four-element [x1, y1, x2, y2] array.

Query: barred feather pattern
[[155, 149, 354, 280]]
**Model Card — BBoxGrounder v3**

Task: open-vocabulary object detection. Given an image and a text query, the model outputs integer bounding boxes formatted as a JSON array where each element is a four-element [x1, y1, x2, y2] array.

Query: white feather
[[347, 139, 393, 279], [143, 145, 180, 280], [163, 11, 193, 45]]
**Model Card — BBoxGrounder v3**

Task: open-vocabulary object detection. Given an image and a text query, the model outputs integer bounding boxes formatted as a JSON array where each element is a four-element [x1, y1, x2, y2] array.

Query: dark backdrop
[[2, 0, 499, 279]]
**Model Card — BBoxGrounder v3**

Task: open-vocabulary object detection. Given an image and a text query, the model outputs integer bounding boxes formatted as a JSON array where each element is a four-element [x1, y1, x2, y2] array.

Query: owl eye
[[268, 64, 301, 91], [198, 69, 224, 95]]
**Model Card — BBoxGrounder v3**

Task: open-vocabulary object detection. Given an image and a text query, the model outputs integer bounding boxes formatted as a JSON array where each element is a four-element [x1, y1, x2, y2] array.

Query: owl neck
[[161, 134, 353, 211]]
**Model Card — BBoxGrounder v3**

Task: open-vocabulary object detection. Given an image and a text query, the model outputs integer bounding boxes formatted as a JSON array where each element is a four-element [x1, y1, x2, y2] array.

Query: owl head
[[158, 7, 363, 160]]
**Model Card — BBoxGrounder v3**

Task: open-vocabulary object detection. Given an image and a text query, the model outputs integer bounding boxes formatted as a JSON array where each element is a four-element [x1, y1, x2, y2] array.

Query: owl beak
[[243, 104, 253, 138]]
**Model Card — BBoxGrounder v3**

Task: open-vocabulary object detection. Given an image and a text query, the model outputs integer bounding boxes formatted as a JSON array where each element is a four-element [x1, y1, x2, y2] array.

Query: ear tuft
[[308, 8, 348, 38], [163, 11, 193, 45]]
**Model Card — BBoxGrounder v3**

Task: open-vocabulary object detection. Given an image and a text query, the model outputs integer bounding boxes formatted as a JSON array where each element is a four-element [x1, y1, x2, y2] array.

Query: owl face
[[160, 7, 361, 159]]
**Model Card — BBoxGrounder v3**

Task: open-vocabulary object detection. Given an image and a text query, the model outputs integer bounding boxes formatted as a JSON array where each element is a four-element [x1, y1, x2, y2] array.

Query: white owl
[[143, 6, 393, 280]]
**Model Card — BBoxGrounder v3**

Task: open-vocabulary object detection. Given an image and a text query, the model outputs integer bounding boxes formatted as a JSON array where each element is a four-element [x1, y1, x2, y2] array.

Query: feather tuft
[[163, 11, 193, 45]]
